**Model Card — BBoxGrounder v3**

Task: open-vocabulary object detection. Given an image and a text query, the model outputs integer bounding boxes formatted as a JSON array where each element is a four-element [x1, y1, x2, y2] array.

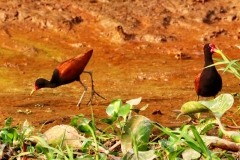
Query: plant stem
[[90, 104, 99, 160]]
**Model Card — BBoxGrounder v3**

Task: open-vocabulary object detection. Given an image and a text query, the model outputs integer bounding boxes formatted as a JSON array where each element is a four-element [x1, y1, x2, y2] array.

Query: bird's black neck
[[204, 52, 214, 67], [45, 79, 58, 88], [37, 78, 59, 88]]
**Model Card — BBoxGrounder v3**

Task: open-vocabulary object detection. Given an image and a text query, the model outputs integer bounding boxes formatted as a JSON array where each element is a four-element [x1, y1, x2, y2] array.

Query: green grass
[[210, 46, 240, 79], [12, 36, 66, 63], [0, 95, 239, 160]]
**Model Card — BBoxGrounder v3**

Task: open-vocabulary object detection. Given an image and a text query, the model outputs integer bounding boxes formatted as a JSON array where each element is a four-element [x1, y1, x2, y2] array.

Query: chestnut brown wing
[[56, 50, 93, 81], [194, 72, 201, 94]]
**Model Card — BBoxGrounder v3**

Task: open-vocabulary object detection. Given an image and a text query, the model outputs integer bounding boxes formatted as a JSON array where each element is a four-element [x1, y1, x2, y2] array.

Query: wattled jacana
[[194, 43, 222, 101], [30, 49, 105, 107]]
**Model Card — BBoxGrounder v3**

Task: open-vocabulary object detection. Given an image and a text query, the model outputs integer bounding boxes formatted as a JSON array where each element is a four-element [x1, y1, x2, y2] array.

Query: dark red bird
[[194, 43, 222, 101], [30, 49, 105, 107]]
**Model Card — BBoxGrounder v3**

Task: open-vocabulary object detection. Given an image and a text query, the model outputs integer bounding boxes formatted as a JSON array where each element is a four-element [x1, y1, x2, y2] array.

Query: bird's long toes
[[93, 89, 106, 100]]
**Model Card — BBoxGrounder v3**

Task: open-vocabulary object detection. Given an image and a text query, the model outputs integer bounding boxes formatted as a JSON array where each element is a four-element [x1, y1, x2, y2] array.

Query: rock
[[225, 14, 237, 22], [0, 12, 7, 22], [41, 125, 82, 148]]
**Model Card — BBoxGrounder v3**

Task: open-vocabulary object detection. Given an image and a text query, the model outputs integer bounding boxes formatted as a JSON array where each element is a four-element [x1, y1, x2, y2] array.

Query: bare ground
[[0, 0, 240, 132]]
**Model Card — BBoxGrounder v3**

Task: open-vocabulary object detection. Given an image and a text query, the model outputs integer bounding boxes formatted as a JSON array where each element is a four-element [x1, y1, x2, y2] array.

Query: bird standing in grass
[[30, 49, 105, 108], [194, 43, 222, 101]]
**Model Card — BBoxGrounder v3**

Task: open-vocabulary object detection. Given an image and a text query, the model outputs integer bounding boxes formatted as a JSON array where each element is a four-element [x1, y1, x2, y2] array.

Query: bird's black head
[[204, 43, 217, 55], [30, 78, 49, 96], [35, 78, 49, 89]]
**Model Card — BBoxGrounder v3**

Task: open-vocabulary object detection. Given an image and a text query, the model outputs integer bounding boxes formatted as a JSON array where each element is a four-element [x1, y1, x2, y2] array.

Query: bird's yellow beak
[[30, 89, 36, 96], [213, 48, 222, 54]]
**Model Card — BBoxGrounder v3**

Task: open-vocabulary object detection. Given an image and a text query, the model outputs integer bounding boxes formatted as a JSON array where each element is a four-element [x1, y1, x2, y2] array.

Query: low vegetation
[[0, 48, 240, 160]]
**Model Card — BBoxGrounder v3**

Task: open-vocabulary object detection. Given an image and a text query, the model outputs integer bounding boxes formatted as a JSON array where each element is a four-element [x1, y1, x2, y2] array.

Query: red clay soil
[[0, 0, 239, 131]]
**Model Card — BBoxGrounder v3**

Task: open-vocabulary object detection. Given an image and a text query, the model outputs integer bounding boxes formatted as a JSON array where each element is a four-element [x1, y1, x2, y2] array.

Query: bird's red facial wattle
[[30, 84, 39, 96], [209, 43, 216, 53], [34, 84, 39, 90], [209, 43, 222, 54]]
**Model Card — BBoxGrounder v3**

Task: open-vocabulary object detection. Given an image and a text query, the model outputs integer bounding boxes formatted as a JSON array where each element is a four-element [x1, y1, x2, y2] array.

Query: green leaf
[[126, 97, 142, 106], [157, 126, 179, 141], [196, 118, 217, 135], [184, 139, 202, 153], [181, 101, 210, 115], [190, 126, 211, 158], [181, 94, 234, 119], [211, 48, 240, 80], [228, 131, 240, 143], [121, 115, 154, 154], [223, 153, 236, 160], [70, 114, 84, 127], [200, 94, 234, 118], [100, 116, 117, 125], [81, 139, 92, 153], [106, 99, 122, 116], [78, 118, 92, 135], [200, 123, 215, 135], [131, 132, 139, 159], [5, 117, 13, 128], [118, 104, 130, 118]]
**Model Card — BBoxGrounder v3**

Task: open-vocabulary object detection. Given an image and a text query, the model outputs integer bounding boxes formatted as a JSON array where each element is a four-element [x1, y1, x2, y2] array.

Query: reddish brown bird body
[[53, 50, 92, 85], [30, 50, 105, 107], [194, 43, 222, 100], [57, 51, 92, 81]]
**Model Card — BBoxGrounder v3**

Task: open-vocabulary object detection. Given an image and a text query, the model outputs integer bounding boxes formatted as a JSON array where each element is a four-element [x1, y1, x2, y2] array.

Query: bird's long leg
[[77, 78, 87, 107], [83, 70, 106, 105]]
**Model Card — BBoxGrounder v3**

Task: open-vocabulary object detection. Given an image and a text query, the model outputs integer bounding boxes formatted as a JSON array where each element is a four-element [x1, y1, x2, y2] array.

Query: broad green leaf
[[118, 104, 131, 118], [100, 115, 117, 125], [126, 97, 142, 106], [121, 115, 154, 154], [181, 101, 210, 115], [106, 99, 122, 116], [70, 114, 84, 127], [181, 94, 234, 118], [78, 118, 92, 135], [200, 94, 234, 118]]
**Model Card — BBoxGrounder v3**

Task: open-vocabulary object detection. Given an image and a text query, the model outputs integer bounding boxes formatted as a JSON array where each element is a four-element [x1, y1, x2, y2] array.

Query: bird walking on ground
[[30, 49, 106, 108], [194, 43, 222, 101]]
